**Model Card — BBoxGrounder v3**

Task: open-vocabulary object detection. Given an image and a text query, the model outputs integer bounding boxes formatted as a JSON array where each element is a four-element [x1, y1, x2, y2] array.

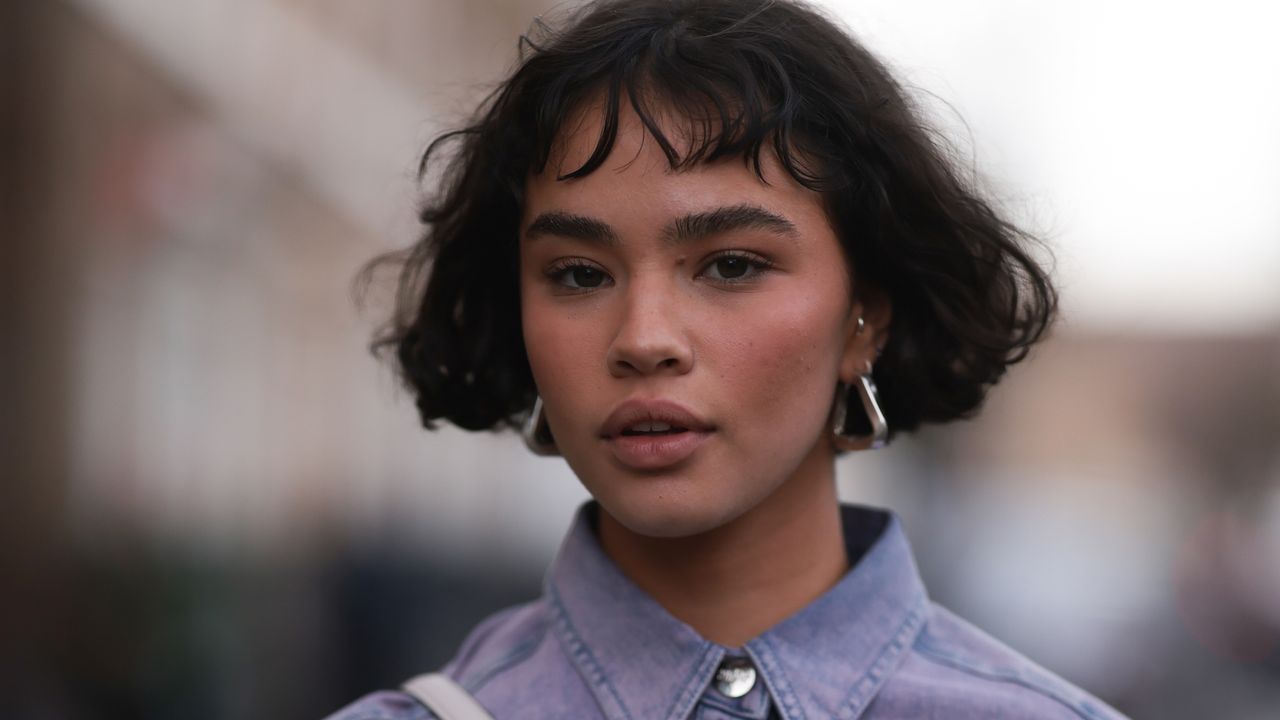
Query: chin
[[589, 474, 757, 539]]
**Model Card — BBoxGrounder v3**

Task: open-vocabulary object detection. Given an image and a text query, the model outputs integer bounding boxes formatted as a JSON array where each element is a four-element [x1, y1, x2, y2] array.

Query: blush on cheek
[[741, 299, 844, 423], [522, 305, 569, 395], [522, 301, 612, 445]]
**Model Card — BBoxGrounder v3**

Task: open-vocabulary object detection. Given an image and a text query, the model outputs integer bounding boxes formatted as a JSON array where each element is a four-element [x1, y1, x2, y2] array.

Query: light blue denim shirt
[[326, 500, 1127, 719]]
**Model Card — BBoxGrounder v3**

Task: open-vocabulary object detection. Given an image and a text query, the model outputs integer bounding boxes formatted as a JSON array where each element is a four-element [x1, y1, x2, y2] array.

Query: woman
[[329, 1, 1127, 718]]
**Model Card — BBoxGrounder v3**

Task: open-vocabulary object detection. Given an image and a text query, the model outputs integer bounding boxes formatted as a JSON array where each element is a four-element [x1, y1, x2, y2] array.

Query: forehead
[[543, 93, 691, 176], [525, 94, 826, 223]]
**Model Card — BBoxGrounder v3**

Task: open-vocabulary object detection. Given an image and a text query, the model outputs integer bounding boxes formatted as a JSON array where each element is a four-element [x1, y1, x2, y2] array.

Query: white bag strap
[[401, 673, 495, 720]]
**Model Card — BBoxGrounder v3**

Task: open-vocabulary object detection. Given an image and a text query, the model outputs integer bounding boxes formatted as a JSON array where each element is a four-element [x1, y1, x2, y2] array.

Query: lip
[[607, 430, 712, 470], [600, 398, 716, 471], [600, 398, 715, 439]]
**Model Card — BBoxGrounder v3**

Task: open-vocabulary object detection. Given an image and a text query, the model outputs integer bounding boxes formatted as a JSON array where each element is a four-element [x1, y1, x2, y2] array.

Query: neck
[[596, 445, 849, 648]]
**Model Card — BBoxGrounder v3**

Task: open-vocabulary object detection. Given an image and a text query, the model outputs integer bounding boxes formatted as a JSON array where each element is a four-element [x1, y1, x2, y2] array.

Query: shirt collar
[[544, 499, 930, 720]]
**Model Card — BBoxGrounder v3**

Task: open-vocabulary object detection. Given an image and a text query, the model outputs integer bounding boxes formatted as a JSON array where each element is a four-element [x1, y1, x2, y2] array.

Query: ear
[[839, 285, 892, 384]]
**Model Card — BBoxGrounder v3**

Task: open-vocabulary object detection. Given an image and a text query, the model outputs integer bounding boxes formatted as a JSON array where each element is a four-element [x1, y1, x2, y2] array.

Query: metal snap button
[[713, 656, 757, 698]]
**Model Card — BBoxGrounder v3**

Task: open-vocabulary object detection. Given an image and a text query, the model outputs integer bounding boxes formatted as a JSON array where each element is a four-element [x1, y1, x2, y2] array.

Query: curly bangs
[[366, 0, 1058, 441]]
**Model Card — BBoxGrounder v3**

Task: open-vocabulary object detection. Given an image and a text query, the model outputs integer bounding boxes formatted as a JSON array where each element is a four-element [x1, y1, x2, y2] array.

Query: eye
[[545, 258, 613, 292], [699, 251, 774, 284]]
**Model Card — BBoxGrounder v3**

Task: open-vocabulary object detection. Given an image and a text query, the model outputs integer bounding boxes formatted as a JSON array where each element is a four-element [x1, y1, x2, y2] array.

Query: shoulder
[[871, 603, 1129, 720], [442, 596, 553, 687], [324, 597, 553, 720], [323, 689, 434, 720]]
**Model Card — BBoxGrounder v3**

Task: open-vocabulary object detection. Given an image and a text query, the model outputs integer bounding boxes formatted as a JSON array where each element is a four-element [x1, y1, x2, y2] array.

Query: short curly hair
[[364, 0, 1057, 443]]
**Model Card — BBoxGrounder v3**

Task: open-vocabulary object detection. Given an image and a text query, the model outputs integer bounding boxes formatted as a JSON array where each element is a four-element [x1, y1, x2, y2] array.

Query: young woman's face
[[520, 103, 879, 538]]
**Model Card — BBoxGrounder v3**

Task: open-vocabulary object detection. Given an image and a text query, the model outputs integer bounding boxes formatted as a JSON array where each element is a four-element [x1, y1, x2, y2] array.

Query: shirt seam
[[664, 642, 723, 720], [839, 602, 928, 720], [747, 636, 807, 720], [442, 602, 529, 676], [912, 643, 1104, 720], [548, 584, 635, 720], [462, 611, 552, 696]]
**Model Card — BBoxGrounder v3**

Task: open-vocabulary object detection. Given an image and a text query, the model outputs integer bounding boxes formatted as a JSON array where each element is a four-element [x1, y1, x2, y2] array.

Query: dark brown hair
[[364, 0, 1057, 443]]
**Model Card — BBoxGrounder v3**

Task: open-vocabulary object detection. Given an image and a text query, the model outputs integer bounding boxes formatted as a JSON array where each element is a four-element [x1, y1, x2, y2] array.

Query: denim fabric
[[326, 500, 1128, 719]]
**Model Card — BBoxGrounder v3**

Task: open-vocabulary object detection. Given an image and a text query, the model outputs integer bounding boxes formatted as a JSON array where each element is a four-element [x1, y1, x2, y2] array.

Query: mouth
[[600, 398, 715, 440], [606, 427, 712, 470], [601, 399, 715, 470], [619, 421, 688, 437]]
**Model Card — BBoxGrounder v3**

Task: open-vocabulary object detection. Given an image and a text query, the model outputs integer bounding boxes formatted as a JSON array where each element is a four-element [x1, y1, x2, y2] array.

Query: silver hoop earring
[[522, 395, 560, 456], [830, 371, 889, 451]]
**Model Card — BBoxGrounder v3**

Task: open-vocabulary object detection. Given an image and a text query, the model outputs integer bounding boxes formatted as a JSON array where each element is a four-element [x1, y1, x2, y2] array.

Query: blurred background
[[4, 0, 1278, 718]]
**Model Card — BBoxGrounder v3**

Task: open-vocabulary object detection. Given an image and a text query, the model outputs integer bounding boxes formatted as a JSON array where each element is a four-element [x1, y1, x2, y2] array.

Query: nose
[[606, 283, 693, 377]]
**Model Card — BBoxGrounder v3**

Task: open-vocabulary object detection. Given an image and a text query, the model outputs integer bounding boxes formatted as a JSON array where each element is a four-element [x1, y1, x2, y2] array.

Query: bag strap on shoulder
[[401, 673, 495, 720]]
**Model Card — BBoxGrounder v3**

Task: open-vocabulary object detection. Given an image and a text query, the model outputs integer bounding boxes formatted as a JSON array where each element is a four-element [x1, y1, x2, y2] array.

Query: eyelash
[[544, 251, 776, 293]]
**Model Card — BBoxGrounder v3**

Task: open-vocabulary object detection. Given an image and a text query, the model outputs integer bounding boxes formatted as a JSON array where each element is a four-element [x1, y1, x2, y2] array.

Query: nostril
[[606, 341, 692, 376]]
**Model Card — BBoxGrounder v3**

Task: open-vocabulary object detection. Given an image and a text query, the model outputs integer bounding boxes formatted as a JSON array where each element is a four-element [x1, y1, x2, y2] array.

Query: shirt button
[[713, 656, 757, 698]]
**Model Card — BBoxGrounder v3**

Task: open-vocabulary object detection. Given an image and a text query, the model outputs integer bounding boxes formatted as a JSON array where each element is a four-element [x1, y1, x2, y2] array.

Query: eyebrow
[[524, 212, 619, 245], [523, 204, 798, 247]]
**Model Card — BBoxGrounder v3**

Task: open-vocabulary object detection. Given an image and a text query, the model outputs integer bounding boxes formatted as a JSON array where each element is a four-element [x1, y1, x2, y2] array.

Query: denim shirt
[[326, 500, 1127, 719]]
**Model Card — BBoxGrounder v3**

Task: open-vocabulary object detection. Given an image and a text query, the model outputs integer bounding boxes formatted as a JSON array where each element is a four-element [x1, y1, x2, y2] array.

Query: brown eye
[[569, 266, 605, 287], [546, 260, 613, 291], [713, 257, 750, 279], [700, 252, 772, 283]]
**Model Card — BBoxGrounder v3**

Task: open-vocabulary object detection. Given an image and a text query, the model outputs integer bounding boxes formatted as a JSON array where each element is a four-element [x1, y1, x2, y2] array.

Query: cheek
[[708, 288, 845, 429], [521, 293, 603, 405]]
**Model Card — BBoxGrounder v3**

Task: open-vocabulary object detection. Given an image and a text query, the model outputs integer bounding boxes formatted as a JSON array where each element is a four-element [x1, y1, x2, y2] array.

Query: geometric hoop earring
[[522, 395, 560, 456], [830, 369, 889, 451]]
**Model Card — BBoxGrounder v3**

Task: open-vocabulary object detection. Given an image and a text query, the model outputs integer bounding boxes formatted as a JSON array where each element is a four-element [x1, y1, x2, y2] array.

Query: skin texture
[[519, 100, 890, 647]]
